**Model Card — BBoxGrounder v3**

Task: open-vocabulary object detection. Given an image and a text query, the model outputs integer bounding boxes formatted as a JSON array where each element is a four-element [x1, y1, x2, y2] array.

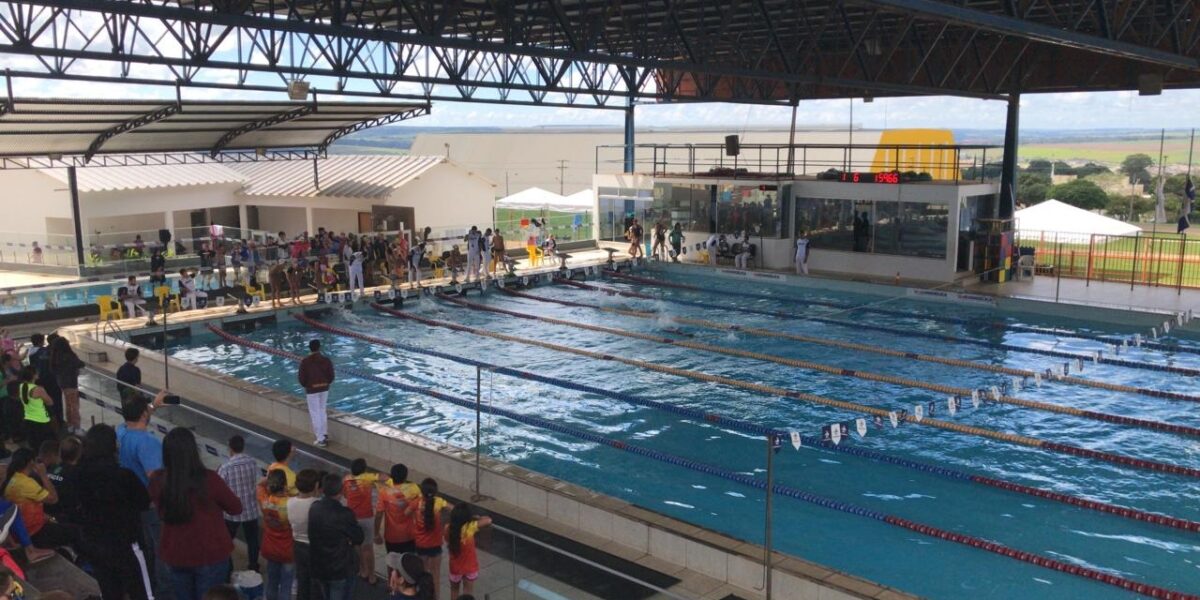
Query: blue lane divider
[[292, 313, 1200, 533], [606, 270, 1200, 356], [208, 322, 1198, 600], [587, 274, 1200, 377]]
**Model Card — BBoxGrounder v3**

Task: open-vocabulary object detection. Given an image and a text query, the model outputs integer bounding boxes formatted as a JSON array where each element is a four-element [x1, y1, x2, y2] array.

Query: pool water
[[171, 269, 1200, 599]]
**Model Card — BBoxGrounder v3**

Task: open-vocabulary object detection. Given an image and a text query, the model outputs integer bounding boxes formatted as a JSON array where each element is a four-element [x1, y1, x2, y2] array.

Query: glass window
[[899, 202, 949, 258], [794, 198, 857, 251], [873, 202, 900, 255], [716, 185, 785, 238]]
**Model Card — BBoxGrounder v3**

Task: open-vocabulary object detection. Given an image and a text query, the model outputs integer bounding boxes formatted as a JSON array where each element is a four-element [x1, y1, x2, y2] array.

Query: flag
[[1179, 214, 1191, 234], [947, 396, 957, 416], [888, 411, 899, 428], [926, 401, 936, 417], [855, 418, 868, 438], [874, 415, 884, 429], [830, 424, 843, 445], [821, 425, 832, 443], [914, 404, 925, 422], [790, 431, 802, 450]]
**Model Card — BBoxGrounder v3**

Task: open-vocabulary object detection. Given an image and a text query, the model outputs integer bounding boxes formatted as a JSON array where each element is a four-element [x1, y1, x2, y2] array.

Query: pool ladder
[[94, 319, 127, 343]]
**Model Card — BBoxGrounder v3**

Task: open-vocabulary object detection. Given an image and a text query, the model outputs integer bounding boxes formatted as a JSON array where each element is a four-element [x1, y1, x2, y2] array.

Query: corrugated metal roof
[[229, 155, 447, 199], [40, 162, 247, 192]]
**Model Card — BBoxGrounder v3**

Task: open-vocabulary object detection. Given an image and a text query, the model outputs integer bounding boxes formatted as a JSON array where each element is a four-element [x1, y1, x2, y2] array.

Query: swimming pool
[[171, 268, 1200, 599]]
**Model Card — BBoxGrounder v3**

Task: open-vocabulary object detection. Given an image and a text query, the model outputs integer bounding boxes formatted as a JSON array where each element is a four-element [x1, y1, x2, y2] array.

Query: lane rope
[[206, 322, 1199, 600], [442, 290, 1200, 441], [605, 271, 1200, 376], [558, 278, 1200, 403], [370, 302, 1200, 479], [605, 270, 1200, 355], [501, 285, 1200, 437], [292, 312, 1200, 534]]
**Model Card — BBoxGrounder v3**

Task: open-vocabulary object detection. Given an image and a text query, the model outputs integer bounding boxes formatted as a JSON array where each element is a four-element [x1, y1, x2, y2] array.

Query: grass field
[[1019, 231, 1200, 287], [1020, 136, 1195, 165]]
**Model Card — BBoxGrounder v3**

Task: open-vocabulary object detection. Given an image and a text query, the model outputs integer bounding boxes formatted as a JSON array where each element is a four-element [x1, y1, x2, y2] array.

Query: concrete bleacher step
[[23, 552, 100, 599]]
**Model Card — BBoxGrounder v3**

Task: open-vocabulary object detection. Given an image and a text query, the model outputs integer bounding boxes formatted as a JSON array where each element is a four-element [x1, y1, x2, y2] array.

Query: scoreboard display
[[838, 171, 901, 184]]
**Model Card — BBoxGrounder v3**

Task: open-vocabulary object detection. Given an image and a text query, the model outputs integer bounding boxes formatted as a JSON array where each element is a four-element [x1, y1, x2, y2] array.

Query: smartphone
[[162, 393, 181, 405]]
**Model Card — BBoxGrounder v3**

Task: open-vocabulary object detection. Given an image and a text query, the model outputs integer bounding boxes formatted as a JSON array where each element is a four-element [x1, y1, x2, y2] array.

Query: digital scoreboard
[[838, 171, 901, 184]]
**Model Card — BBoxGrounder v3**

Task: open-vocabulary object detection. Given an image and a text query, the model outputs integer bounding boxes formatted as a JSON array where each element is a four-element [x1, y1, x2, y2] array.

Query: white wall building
[[1, 155, 496, 255]]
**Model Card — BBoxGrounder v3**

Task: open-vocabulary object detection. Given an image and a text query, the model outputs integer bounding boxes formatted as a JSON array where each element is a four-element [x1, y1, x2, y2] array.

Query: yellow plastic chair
[[243, 282, 267, 303], [698, 249, 710, 263], [431, 257, 445, 279], [155, 286, 181, 313], [527, 245, 543, 266], [96, 295, 124, 321]]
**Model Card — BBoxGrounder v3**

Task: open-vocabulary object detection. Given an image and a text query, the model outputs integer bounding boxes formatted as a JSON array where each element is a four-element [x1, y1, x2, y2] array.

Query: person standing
[[406, 478, 449, 597], [267, 439, 298, 496], [342, 458, 383, 584], [29, 333, 62, 431], [309, 473, 364, 600], [464, 227, 481, 283], [298, 341, 334, 448], [73, 424, 154, 600], [49, 336, 85, 435], [118, 391, 175, 600], [116, 348, 143, 402], [445, 503, 492, 600], [794, 231, 811, 276], [148, 427, 243, 600], [217, 435, 261, 573], [668, 224, 684, 263], [287, 469, 322, 600], [16, 367, 55, 452], [257, 470, 294, 600], [490, 231, 505, 276], [348, 251, 366, 297], [374, 464, 419, 560]]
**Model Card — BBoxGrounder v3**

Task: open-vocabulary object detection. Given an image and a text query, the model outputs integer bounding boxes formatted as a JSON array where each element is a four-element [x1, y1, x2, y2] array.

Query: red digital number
[[853, 172, 860, 183]]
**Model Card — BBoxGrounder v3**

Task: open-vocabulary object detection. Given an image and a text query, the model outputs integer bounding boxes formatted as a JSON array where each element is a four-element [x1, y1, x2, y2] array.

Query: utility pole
[[556, 160, 568, 195]]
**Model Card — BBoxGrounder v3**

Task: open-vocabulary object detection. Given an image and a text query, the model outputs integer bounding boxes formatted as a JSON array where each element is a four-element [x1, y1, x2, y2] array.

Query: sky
[[6, 52, 1200, 132]]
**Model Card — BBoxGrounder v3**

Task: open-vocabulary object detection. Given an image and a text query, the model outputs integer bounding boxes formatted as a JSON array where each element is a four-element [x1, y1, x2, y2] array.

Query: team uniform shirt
[[258, 486, 294, 564], [376, 481, 420, 544], [342, 473, 384, 520], [466, 232, 481, 255], [409, 495, 448, 550], [795, 237, 810, 257], [447, 520, 481, 576], [4, 472, 49, 535], [267, 462, 298, 496]]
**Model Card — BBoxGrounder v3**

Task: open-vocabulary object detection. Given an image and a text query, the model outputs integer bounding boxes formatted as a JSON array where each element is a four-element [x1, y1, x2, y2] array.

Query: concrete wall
[[387, 163, 496, 232], [255, 206, 308, 237], [311, 208, 360, 234], [0, 170, 73, 237]]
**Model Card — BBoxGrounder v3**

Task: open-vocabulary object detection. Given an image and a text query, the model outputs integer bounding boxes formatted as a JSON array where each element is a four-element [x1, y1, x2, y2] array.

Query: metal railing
[[596, 142, 1003, 183], [78, 367, 692, 600], [1016, 230, 1200, 293]]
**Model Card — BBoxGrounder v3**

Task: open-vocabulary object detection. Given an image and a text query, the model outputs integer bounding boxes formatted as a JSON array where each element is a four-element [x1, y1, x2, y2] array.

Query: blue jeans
[[265, 560, 295, 600], [318, 577, 355, 600], [168, 560, 230, 600]]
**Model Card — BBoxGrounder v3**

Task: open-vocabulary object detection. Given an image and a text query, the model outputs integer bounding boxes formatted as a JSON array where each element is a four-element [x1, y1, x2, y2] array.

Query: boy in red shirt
[[374, 464, 420, 560]]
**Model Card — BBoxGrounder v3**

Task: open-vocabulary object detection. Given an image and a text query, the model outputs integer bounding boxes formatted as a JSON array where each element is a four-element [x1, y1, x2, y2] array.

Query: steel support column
[[68, 166, 84, 267], [999, 93, 1020, 219], [624, 98, 636, 173]]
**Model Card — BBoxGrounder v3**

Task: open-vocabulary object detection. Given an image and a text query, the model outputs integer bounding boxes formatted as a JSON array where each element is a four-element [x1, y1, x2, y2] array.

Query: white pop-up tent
[[561, 189, 596, 213], [1015, 199, 1141, 237], [496, 187, 593, 213]]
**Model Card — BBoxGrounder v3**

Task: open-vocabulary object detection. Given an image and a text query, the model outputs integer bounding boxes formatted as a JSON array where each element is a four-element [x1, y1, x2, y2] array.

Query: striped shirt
[[217, 453, 262, 522]]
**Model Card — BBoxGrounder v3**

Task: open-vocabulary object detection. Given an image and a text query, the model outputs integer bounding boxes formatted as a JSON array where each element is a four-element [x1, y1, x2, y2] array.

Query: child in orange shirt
[[405, 478, 451, 596], [446, 503, 492, 599], [342, 458, 385, 584]]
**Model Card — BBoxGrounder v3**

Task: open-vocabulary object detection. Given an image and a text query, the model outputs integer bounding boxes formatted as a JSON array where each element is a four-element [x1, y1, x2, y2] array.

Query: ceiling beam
[[850, 0, 1200, 71], [84, 103, 181, 162]]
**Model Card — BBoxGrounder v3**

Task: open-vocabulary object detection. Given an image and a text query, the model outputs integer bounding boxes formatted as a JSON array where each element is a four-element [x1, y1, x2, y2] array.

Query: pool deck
[[60, 247, 917, 600]]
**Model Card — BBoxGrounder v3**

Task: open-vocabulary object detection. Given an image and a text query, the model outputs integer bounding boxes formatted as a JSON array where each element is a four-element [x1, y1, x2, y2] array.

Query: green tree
[[1049, 179, 1108, 211], [1074, 162, 1111, 177], [1052, 160, 1075, 175], [1107, 194, 1154, 221], [1026, 159, 1053, 174], [1119, 153, 1154, 188], [1017, 171, 1051, 205]]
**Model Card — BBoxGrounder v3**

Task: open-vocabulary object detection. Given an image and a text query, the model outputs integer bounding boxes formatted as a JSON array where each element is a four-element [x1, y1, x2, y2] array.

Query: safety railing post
[[1130, 232, 1140, 290], [1178, 234, 1187, 294], [474, 364, 482, 500], [763, 433, 775, 600]]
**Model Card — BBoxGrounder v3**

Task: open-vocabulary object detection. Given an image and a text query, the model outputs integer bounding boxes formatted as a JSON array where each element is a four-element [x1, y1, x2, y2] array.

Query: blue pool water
[[171, 269, 1200, 599]]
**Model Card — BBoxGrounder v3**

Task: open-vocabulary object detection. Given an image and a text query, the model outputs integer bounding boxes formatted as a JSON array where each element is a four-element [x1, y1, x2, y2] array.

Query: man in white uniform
[[795, 231, 810, 275], [348, 251, 365, 296], [408, 242, 425, 284], [706, 233, 719, 266], [465, 226, 482, 283]]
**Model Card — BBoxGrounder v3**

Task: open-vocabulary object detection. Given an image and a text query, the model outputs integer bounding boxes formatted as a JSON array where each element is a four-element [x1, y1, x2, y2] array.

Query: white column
[[238, 204, 249, 235], [164, 211, 175, 240], [305, 206, 314, 235]]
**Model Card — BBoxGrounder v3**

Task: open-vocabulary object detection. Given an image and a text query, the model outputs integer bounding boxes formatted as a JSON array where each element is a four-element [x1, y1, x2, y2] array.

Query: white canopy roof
[[496, 186, 592, 213], [1015, 199, 1141, 237]]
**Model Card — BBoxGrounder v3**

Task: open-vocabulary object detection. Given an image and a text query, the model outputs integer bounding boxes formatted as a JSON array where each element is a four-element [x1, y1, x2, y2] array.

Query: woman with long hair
[[73, 424, 153, 600], [48, 336, 84, 434], [445, 502, 492, 599], [16, 366, 54, 452], [387, 552, 435, 600], [148, 427, 243, 600], [404, 478, 450, 597], [1, 447, 76, 550]]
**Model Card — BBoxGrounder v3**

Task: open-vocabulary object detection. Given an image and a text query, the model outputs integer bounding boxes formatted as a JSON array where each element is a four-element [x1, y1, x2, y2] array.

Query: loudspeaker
[[1138, 73, 1163, 96], [158, 229, 172, 244], [725, 135, 740, 157]]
